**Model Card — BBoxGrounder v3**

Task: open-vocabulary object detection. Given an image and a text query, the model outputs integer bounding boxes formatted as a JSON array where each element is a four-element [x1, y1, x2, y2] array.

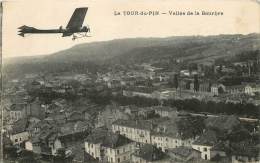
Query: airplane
[[18, 7, 90, 40]]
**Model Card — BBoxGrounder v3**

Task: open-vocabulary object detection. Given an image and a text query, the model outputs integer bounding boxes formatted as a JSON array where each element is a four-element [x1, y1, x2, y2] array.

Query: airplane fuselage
[[19, 27, 88, 34]]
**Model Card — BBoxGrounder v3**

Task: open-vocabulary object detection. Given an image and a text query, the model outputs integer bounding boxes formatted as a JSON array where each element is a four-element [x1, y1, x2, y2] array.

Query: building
[[151, 119, 194, 152], [167, 146, 201, 162], [112, 120, 153, 144], [9, 118, 30, 145], [29, 98, 46, 119], [96, 105, 129, 129], [192, 130, 218, 160], [199, 82, 211, 93], [211, 84, 225, 96], [131, 144, 170, 163], [9, 103, 28, 122], [230, 141, 260, 163], [245, 83, 260, 96], [226, 85, 245, 95], [25, 130, 62, 156], [153, 106, 178, 118], [85, 127, 134, 163]]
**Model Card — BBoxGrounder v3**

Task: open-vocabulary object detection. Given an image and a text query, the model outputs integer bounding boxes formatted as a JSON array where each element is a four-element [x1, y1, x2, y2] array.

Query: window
[[117, 149, 120, 154], [15, 139, 18, 142], [204, 147, 207, 152], [91, 144, 93, 148], [124, 156, 126, 160], [205, 154, 208, 160], [111, 158, 113, 162], [20, 138, 22, 141], [118, 158, 120, 163], [123, 148, 125, 152]]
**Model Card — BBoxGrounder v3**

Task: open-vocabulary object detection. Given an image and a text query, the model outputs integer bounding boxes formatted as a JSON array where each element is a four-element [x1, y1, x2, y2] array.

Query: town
[[1, 38, 260, 163]]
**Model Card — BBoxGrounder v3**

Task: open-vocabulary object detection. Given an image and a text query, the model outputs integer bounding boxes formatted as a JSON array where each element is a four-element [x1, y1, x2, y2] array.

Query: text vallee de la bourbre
[[114, 10, 224, 16]]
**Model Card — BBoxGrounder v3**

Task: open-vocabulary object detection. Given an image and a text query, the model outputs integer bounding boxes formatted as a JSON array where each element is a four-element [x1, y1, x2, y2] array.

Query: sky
[[2, 0, 260, 58]]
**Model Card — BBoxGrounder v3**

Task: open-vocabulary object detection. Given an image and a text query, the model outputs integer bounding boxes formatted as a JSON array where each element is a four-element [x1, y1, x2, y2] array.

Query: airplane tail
[[18, 25, 35, 36], [18, 25, 32, 30], [18, 33, 25, 37]]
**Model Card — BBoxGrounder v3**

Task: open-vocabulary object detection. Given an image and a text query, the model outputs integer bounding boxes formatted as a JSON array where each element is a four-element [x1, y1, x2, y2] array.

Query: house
[[28, 98, 46, 119], [226, 85, 245, 95], [137, 107, 155, 119], [210, 142, 228, 160], [131, 144, 170, 163], [153, 106, 178, 118], [28, 119, 55, 137], [66, 111, 84, 122], [199, 82, 211, 93], [9, 103, 28, 122], [167, 146, 201, 162], [25, 130, 62, 156], [230, 141, 260, 163], [107, 79, 122, 89], [151, 119, 194, 152], [211, 84, 226, 96], [96, 105, 129, 129], [59, 120, 91, 141], [9, 118, 30, 146], [112, 119, 153, 144], [245, 83, 260, 96], [192, 130, 219, 160], [85, 127, 134, 163]]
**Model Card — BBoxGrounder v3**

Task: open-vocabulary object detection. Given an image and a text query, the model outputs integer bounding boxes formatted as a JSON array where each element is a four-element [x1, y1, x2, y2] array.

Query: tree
[[173, 74, 179, 89], [18, 150, 41, 163], [193, 74, 199, 92], [53, 148, 74, 163]]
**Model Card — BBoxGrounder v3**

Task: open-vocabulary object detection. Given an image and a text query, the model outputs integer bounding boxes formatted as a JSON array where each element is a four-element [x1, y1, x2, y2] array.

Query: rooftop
[[133, 144, 165, 161], [193, 130, 218, 146], [11, 118, 29, 134], [112, 119, 153, 131], [168, 146, 200, 158], [85, 127, 132, 148]]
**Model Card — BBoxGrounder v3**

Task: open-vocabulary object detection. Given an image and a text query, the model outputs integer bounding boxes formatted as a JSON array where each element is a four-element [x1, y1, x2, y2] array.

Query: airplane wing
[[66, 7, 88, 30]]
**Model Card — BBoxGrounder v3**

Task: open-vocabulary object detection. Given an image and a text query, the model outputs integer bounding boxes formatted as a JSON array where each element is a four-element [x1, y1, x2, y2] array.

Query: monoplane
[[18, 7, 90, 40]]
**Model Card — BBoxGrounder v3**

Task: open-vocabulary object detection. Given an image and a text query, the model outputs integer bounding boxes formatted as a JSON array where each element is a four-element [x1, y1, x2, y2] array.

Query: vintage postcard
[[0, 0, 259, 163]]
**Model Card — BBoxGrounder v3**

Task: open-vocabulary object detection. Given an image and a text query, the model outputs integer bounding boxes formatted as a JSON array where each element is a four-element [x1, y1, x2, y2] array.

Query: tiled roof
[[10, 103, 27, 111], [193, 130, 218, 146], [112, 119, 153, 131], [102, 132, 133, 148], [168, 146, 200, 158], [11, 118, 29, 134], [134, 144, 165, 161], [230, 141, 260, 157], [85, 127, 132, 148], [59, 121, 90, 136]]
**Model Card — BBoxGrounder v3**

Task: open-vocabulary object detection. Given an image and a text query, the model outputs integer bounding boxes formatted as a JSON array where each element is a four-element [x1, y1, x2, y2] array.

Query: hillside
[[4, 33, 260, 75]]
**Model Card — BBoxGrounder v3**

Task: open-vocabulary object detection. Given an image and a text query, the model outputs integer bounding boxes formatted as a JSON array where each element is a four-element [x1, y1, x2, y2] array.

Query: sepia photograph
[[0, 0, 260, 162]]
